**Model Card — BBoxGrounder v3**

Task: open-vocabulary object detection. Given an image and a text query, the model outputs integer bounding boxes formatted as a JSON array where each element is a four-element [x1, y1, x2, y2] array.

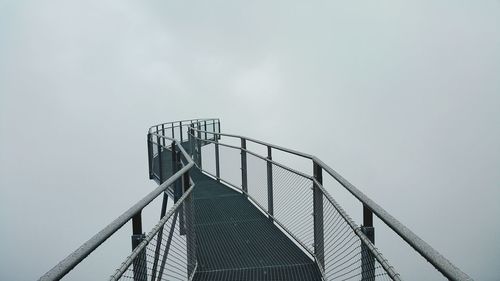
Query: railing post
[[183, 170, 195, 278], [189, 124, 194, 158], [361, 204, 375, 281], [180, 121, 183, 143], [196, 123, 202, 168], [171, 124, 175, 139], [147, 133, 153, 179], [215, 135, 220, 181], [172, 143, 181, 202], [267, 146, 273, 217], [313, 161, 325, 270], [241, 138, 248, 194], [217, 119, 221, 140], [131, 211, 147, 281], [212, 121, 216, 141], [161, 124, 165, 147], [157, 135, 163, 183], [171, 147, 186, 237], [203, 120, 207, 141]]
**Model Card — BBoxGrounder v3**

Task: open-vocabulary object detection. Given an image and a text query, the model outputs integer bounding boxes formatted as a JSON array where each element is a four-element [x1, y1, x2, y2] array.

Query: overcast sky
[[0, 1, 499, 280]]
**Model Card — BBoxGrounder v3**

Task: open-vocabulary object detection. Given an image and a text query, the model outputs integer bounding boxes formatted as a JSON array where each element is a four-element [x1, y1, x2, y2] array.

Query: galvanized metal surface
[[41, 118, 471, 281], [39, 133, 195, 281], [109, 185, 196, 281], [191, 126, 472, 281]]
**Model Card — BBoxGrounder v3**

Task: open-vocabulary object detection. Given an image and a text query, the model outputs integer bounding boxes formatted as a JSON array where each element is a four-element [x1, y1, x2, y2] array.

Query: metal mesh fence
[[320, 191, 398, 281], [243, 152, 399, 281], [110, 190, 196, 281], [246, 152, 268, 211], [200, 143, 216, 176], [147, 125, 400, 281], [193, 136, 400, 280], [150, 135, 175, 182], [217, 144, 242, 190], [272, 163, 315, 254]]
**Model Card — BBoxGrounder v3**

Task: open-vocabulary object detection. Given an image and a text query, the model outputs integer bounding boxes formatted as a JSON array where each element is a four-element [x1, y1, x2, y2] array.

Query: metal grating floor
[[189, 167, 322, 281]]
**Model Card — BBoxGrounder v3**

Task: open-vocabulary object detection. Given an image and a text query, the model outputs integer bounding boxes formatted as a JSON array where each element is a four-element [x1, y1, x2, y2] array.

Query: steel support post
[[151, 195, 168, 281], [196, 124, 202, 168], [156, 212, 178, 281], [171, 142, 177, 189], [212, 122, 216, 141], [160, 192, 169, 219], [183, 171, 195, 277], [157, 136, 163, 183], [217, 120, 221, 140], [215, 136, 220, 181], [161, 124, 165, 147], [147, 133, 153, 179], [173, 147, 182, 203], [203, 121, 207, 142], [313, 162, 325, 270], [131, 212, 147, 281], [267, 146, 274, 217], [189, 124, 194, 158], [179, 121, 183, 143], [176, 150, 186, 236], [241, 138, 248, 194], [361, 204, 375, 281]]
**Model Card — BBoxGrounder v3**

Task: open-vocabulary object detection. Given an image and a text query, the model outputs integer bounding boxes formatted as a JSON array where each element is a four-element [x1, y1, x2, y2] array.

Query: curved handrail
[[148, 118, 220, 134], [39, 118, 471, 281], [191, 127, 472, 281], [39, 124, 201, 280]]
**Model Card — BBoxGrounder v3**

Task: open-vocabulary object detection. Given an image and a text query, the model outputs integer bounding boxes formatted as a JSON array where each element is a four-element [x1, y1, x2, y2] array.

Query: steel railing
[[40, 118, 471, 281], [187, 126, 472, 281], [39, 119, 216, 281]]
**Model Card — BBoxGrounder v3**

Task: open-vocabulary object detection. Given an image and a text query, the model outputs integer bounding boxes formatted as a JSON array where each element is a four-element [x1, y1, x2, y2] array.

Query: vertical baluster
[[267, 146, 273, 217], [147, 133, 153, 179], [131, 212, 147, 281], [313, 162, 324, 270], [361, 205, 375, 281], [241, 138, 247, 194]]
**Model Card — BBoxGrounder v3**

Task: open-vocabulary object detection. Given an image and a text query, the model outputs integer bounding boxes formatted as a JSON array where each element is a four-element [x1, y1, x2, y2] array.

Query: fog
[[0, 1, 499, 280]]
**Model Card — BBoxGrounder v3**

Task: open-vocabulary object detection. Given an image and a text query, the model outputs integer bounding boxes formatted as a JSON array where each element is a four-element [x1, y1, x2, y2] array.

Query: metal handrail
[[39, 133, 195, 281], [313, 178, 401, 281], [148, 118, 220, 134], [191, 127, 472, 281], [109, 184, 196, 281], [40, 118, 471, 281]]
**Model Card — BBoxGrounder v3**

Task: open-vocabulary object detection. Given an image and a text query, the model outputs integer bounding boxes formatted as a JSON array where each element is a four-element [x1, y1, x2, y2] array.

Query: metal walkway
[[190, 167, 322, 281], [39, 118, 472, 281], [156, 145, 321, 280]]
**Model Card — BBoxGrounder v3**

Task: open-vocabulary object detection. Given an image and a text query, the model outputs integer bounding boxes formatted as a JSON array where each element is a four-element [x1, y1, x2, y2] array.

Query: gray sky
[[1, 1, 499, 280]]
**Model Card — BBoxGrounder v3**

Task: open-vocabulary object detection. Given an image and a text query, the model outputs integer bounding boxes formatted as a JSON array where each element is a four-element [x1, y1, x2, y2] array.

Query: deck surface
[[156, 147, 322, 281]]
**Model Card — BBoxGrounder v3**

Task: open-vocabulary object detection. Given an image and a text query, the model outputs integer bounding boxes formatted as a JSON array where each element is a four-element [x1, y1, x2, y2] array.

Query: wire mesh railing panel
[[246, 153, 268, 212], [110, 191, 197, 281], [201, 143, 216, 176], [321, 193, 395, 281], [272, 163, 314, 253], [217, 144, 242, 190]]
